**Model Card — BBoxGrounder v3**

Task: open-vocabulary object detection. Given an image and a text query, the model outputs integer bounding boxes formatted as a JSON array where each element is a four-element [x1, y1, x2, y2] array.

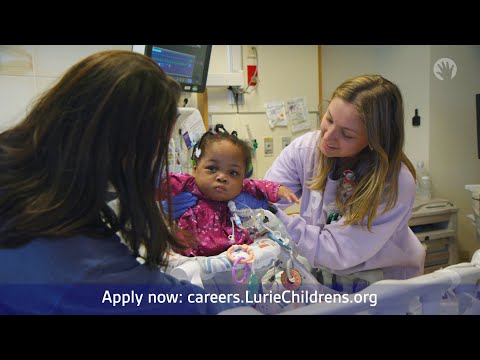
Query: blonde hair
[[309, 75, 415, 230]]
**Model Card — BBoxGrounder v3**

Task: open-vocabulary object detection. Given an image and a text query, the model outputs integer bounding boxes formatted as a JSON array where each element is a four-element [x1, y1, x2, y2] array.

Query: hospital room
[[0, 45, 479, 315]]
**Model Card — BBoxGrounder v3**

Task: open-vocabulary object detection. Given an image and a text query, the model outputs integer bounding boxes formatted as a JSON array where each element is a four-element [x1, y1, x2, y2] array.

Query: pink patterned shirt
[[165, 173, 281, 256]]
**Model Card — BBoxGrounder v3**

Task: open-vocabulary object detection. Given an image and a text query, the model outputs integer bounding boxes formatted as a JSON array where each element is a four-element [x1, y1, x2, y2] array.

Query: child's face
[[193, 140, 246, 202]]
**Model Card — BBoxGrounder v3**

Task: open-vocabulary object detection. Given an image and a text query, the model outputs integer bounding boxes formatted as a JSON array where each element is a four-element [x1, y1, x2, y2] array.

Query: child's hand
[[278, 186, 300, 204]]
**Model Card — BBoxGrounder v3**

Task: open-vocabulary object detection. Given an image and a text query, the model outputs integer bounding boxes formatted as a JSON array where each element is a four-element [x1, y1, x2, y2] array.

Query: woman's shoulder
[[282, 131, 320, 161], [399, 162, 415, 184], [290, 130, 320, 148], [397, 162, 416, 197]]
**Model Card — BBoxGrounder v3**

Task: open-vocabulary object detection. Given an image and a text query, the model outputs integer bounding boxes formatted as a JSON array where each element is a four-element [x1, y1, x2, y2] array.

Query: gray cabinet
[[409, 199, 458, 274]]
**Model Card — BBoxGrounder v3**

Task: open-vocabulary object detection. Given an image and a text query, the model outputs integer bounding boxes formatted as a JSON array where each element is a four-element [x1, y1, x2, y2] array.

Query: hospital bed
[[218, 249, 480, 315], [167, 243, 480, 315], [163, 204, 480, 315]]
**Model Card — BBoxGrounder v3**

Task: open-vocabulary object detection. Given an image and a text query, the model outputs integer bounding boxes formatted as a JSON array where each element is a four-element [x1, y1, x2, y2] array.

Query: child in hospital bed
[[160, 127, 299, 257]]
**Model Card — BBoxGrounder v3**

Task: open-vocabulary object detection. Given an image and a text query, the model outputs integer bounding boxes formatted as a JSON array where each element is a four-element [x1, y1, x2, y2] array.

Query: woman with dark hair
[[0, 50, 243, 314]]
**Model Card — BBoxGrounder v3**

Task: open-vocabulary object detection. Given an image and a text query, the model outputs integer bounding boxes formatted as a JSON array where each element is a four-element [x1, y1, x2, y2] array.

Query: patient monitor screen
[[146, 45, 211, 93]]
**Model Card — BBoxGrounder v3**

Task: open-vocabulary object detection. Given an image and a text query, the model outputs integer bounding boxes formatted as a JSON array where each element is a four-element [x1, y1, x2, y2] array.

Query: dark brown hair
[[0, 50, 183, 268]]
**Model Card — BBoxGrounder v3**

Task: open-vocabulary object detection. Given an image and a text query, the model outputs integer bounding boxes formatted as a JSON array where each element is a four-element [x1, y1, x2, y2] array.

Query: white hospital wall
[[0, 45, 318, 181], [0, 45, 132, 131], [322, 45, 431, 170], [429, 45, 480, 261], [207, 45, 319, 179]]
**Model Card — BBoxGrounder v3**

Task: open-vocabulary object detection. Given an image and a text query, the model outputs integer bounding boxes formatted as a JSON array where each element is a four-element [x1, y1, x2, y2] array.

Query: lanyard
[[326, 169, 356, 225], [327, 210, 341, 224]]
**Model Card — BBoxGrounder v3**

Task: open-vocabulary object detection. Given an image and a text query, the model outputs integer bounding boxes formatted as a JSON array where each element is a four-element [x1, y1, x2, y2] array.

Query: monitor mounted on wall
[[132, 45, 212, 93]]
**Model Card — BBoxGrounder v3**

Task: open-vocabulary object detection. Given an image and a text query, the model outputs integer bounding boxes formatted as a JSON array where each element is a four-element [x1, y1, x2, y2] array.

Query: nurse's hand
[[233, 192, 268, 210], [162, 192, 198, 219]]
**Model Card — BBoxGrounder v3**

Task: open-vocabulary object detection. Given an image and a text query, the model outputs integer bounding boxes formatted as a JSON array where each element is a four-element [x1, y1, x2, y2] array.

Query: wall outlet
[[282, 136, 291, 149], [264, 137, 274, 156]]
